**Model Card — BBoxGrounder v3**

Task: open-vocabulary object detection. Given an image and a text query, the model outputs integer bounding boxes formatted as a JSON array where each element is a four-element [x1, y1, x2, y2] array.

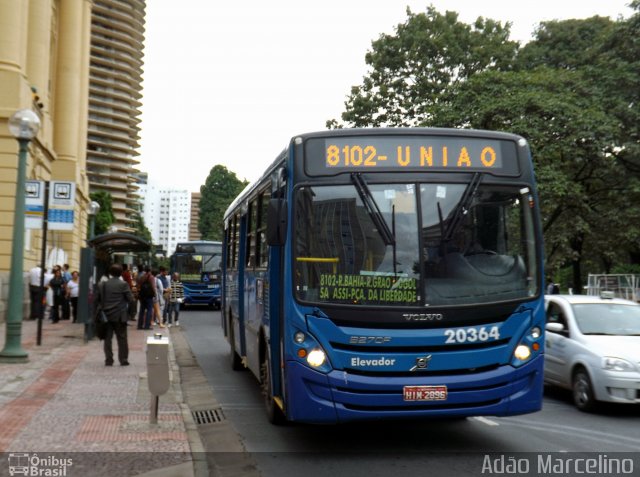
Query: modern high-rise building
[[189, 192, 202, 241], [87, 0, 146, 232], [139, 178, 191, 256]]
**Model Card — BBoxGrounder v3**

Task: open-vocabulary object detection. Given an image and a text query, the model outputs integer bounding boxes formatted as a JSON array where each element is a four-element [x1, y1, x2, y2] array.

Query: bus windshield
[[173, 244, 222, 282], [294, 182, 538, 307]]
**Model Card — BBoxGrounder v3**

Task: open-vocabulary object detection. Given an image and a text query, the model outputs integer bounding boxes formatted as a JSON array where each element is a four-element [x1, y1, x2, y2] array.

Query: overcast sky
[[138, 1, 634, 193]]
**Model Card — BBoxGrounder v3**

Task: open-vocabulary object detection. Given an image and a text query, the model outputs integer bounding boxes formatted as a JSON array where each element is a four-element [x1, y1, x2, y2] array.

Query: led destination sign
[[304, 136, 519, 176]]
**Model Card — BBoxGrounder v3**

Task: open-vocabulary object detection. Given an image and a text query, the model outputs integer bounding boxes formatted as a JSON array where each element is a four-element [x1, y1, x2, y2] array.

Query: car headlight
[[602, 357, 635, 372]]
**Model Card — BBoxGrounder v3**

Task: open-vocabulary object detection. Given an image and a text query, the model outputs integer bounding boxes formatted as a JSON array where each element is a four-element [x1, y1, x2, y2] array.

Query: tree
[[327, 6, 518, 128], [512, 14, 640, 286], [432, 67, 626, 292], [89, 191, 115, 236], [328, 6, 640, 292], [130, 210, 152, 245], [199, 165, 248, 240]]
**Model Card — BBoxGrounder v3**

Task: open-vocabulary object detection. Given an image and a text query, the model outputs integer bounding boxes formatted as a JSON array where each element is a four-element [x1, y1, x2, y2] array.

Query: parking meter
[[146, 334, 170, 423]]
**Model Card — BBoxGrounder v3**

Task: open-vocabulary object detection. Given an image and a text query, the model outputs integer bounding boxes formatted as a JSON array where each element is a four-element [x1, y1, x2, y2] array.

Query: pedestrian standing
[[95, 264, 135, 366], [28, 265, 44, 320], [43, 268, 54, 319], [158, 266, 171, 325], [167, 272, 184, 327], [62, 264, 72, 320], [122, 264, 137, 321], [153, 270, 165, 327], [137, 267, 155, 330], [48, 268, 66, 323], [66, 271, 80, 323]]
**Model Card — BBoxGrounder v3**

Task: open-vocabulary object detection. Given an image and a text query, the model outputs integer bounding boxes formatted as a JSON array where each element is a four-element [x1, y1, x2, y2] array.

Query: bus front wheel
[[261, 350, 285, 425]]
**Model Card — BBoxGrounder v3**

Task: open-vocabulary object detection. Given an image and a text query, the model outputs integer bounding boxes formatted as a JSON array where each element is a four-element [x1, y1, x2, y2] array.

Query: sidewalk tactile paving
[[77, 414, 187, 442], [0, 319, 196, 460]]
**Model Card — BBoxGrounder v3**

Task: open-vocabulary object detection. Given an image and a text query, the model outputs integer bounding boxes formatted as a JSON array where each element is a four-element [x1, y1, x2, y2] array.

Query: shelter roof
[[88, 232, 150, 254]]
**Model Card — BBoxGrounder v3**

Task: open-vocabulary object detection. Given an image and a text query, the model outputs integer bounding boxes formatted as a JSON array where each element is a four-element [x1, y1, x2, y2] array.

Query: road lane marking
[[498, 418, 640, 450], [472, 416, 499, 426]]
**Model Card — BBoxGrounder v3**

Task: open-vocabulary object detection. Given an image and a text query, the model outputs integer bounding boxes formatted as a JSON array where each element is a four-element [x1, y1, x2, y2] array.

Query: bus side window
[[232, 214, 240, 269], [246, 199, 258, 269], [257, 190, 269, 269]]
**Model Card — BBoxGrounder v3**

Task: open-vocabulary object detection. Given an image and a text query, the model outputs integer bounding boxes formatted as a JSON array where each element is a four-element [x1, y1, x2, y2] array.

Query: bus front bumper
[[285, 355, 543, 424]]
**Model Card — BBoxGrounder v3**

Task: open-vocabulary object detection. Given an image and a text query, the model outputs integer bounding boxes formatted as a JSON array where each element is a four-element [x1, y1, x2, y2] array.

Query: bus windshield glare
[[294, 182, 538, 306]]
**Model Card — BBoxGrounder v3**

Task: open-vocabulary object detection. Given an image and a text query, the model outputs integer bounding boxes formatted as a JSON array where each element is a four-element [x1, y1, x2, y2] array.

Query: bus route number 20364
[[444, 326, 500, 344]]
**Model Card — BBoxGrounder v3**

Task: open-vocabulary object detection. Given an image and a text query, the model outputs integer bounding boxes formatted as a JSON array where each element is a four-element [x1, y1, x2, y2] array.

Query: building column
[[52, 0, 92, 270], [53, 0, 86, 170]]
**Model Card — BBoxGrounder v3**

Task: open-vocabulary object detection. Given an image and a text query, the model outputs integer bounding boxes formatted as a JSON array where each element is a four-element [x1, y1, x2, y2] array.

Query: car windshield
[[572, 303, 640, 335], [293, 182, 538, 307]]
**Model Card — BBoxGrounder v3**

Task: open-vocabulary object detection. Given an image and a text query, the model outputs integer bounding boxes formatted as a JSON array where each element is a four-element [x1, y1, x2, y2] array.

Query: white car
[[544, 294, 640, 411]]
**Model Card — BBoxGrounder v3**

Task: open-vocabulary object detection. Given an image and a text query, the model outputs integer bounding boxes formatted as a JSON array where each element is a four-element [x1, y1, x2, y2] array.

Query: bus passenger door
[[244, 273, 261, 376]]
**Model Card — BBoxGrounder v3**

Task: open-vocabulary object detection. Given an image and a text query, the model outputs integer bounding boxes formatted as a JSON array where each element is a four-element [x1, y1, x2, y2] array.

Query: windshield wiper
[[351, 173, 398, 275], [442, 172, 483, 247], [351, 173, 395, 247]]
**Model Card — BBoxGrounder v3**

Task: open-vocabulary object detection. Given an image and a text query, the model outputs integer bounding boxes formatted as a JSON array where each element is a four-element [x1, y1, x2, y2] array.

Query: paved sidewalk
[[0, 318, 203, 476]]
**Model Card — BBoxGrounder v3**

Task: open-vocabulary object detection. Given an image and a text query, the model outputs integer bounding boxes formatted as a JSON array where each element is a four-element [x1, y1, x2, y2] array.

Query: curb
[[170, 326, 260, 477]]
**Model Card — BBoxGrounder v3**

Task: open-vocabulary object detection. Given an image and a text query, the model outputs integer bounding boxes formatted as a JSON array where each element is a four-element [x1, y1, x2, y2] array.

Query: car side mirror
[[546, 322, 565, 334]]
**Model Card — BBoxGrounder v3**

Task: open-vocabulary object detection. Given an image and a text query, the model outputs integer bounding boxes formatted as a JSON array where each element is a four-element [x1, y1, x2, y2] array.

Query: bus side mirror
[[267, 198, 287, 246]]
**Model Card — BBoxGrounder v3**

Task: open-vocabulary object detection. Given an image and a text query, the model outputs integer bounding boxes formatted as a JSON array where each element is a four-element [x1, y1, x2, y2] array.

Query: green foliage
[[199, 165, 248, 241], [130, 210, 152, 245], [327, 6, 518, 128], [89, 191, 115, 236], [329, 5, 640, 292]]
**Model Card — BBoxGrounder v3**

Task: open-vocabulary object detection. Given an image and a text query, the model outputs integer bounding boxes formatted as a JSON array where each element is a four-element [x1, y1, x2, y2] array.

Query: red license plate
[[403, 385, 448, 401]]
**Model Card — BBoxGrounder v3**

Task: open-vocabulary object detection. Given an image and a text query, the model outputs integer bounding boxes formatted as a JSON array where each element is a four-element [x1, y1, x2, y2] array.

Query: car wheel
[[572, 368, 597, 412], [261, 349, 285, 425]]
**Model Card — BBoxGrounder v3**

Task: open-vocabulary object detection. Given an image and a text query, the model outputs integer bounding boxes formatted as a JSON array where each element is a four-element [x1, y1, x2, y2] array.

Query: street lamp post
[[83, 201, 100, 341], [0, 109, 41, 363], [89, 201, 100, 239]]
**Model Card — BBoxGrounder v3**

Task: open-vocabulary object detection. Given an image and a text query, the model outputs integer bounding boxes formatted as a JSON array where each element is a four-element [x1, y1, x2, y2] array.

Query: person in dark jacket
[[48, 267, 66, 323], [95, 263, 135, 366]]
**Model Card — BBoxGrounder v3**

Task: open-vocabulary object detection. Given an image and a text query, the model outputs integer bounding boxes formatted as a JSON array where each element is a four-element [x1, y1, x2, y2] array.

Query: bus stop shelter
[[88, 232, 151, 255], [78, 233, 150, 333]]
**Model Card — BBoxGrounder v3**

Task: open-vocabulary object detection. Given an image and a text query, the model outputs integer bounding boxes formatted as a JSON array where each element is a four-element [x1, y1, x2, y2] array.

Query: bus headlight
[[307, 349, 327, 368], [530, 326, 542, 339], [514, 345, 531, 361], [292, 328, 332, 372]]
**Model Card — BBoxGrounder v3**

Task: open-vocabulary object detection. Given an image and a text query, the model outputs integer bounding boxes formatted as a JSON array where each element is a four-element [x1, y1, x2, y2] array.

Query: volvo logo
[[403, 313, 443, 321], [410, 355, 432, 372]]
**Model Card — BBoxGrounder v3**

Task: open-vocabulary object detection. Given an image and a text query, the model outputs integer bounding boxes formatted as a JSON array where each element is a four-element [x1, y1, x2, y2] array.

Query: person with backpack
[[137, 266, 155, 330]]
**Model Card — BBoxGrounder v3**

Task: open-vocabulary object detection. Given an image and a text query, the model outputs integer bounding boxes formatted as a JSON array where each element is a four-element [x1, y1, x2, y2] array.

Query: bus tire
[[261, 350, 285, 425], [229, 319, 243, 371]]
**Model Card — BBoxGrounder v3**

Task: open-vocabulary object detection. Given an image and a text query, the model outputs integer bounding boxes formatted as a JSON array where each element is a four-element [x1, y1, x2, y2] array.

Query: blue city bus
[[170, 240, 223, 309], [222, 128, 545, 424]]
